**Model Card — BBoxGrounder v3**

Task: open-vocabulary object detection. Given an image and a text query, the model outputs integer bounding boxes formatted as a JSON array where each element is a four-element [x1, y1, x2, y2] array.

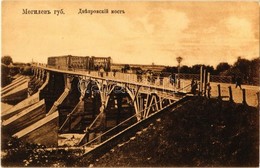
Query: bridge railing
[[85, 71, 193, 93], [35, 64, 256, 86], [35, 65, 195, 93]]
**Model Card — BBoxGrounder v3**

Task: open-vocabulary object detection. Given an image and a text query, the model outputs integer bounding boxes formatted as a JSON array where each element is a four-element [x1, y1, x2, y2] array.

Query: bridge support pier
[[58, 77, 89, 133], [86, 80, 115, 130], [47, 74, 73, 115]]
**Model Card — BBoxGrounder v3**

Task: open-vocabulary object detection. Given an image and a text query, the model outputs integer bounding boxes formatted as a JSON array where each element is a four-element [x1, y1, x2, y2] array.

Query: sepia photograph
[[1, 1, 259, 167]]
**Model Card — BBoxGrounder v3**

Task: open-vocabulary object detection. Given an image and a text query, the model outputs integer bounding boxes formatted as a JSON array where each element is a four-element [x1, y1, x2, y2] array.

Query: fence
[[205, 83, 259, 107]]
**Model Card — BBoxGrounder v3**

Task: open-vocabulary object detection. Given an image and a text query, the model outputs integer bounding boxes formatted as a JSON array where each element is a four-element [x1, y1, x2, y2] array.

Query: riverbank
[[80, 97, 259, 167]]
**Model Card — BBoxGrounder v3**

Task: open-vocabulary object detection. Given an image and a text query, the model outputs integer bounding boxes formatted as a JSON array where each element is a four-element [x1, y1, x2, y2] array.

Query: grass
[[83, 97, 259, 167]]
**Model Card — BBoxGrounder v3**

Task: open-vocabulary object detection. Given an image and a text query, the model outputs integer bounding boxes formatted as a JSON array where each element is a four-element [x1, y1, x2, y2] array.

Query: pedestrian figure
[[235, 76, 242, 89], [175, 74, 179, 88], [191, 78, 195, 91], [206, 83, 211, 98], [147, 71, 151, 83], [191, 78, 197, 95], [113, 70, 116, 77], [170, 74, 175, 85], [136, 70, 142, 82], [151, 72, 155, 84], [159, 73, 163, 85], [100, 67, 104, 77]]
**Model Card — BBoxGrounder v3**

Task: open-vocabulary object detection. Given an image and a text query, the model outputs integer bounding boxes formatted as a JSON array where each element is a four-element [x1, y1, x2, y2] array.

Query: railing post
[[177, 76, 181, 89], [203, 69, 207, 96], [217, 84, 221, 100], [207, 72, 210, 84], [257, 92, 259, 108], [228, 86, 233, 102], [199, 66, 203, 96], [242, 89, 247, 105]]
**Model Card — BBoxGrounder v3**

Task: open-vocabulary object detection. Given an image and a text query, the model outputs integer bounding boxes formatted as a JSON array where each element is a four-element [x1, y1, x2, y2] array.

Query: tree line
[[162, 57, 259, 85], [1, 56, 32, 87]]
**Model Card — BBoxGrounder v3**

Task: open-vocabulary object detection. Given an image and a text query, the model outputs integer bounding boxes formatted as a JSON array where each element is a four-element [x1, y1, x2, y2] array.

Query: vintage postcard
[[1, 1, 259, 167]]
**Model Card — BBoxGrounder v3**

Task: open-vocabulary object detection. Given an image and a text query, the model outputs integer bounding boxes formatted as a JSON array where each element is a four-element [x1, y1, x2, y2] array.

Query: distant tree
[[2, 56, 13, 65], [124, 64, 130, 70], [191, 64, 203, 74], [216, 62, 231, 74], [180, 65, 191, 73], [20, 65, 32, 76], [233, 57, 251, 81], [162, 66, 178, 73], [9, 66, 20, 76], [248, 57, 260, 84], [189, 64, 216, 75], [122, 64, 130, 73], [131, 67, 142, 73], [205, 65, 216, 75], [1, 63, 11, 87], [250, 57, 260, 78]]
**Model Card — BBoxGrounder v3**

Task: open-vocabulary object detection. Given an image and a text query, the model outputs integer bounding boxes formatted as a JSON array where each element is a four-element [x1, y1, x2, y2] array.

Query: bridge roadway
[[34, 65, 192, 98]]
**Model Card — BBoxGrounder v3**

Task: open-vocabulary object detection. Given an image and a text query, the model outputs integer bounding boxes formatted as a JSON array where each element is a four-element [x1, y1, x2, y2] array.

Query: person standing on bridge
[[191, 78, 197, 95], [170, 73, 175, 86], [99, 66, 104, 77], [235, 76, 242, 89], [206, 82, 211, 98], [113, 69, 117, 77]]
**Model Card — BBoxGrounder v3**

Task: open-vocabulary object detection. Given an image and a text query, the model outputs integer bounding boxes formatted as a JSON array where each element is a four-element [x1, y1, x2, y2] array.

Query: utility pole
[[176, 56, 183, 88]]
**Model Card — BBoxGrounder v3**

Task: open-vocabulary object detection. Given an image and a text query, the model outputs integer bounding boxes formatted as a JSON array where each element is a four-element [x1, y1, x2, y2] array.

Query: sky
[[2, 1, 259, 67]]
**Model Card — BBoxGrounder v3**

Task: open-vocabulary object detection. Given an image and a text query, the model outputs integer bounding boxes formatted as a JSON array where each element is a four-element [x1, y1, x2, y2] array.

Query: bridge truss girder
[[125, 84, 175, 121], [72, 76, 178, 127]]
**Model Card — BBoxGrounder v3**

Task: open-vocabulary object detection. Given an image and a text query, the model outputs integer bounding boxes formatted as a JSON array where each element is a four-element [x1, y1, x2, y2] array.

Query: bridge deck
[[34, 65, 190, 94]]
